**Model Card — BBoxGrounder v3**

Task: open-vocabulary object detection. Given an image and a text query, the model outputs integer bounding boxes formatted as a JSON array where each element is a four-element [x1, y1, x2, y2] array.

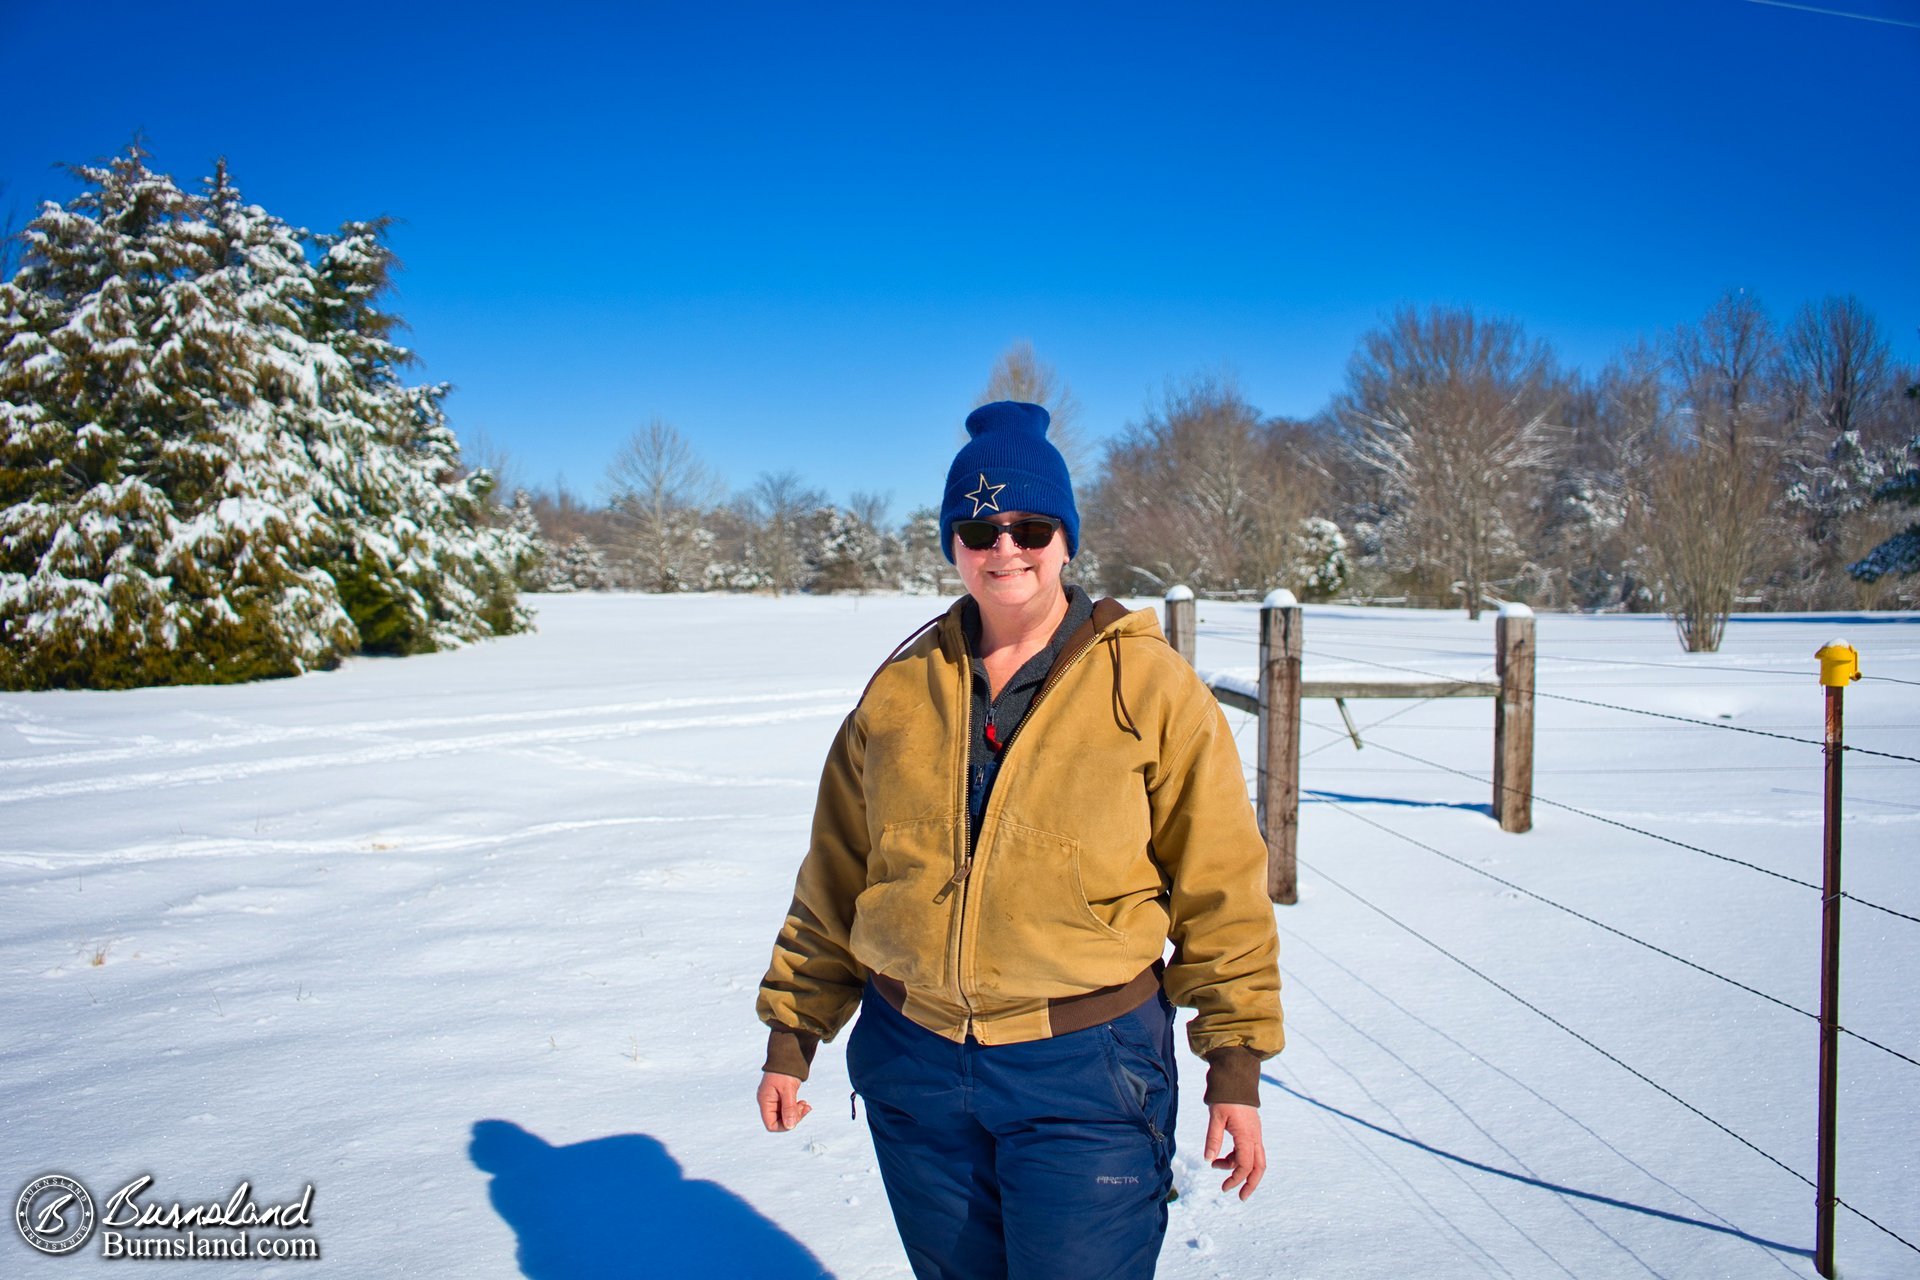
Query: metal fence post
[[1813, 639, 1859, 1279]]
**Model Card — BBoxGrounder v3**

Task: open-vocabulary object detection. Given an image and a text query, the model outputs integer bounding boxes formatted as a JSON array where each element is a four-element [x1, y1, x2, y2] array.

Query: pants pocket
[[1100, 1002, 1177, 1150]]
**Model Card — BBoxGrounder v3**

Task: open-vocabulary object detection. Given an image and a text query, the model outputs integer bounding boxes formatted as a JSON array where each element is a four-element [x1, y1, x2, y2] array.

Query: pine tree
[[505, 490, 551, 590], [305, 219, 530, 652], [542, 536, 613, 592], [896, 506, 949, 594], [810, 504, 892, 593], [0, 145, 529, 688], [0, 148, 353, 689], [1848, 428, 1920, 584], [1290, 518, 1350, 600], [186, 161, 359, 671], [1847, 481, 1920, 581]]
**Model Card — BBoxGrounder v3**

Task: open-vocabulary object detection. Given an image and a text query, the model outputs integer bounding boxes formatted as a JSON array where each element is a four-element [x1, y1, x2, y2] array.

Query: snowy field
[[3, 591, 1916, 1279]]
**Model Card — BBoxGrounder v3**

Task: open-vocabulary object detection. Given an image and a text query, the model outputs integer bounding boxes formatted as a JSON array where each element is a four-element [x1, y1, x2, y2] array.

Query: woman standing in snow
[[755, 401, 1282, 1280]]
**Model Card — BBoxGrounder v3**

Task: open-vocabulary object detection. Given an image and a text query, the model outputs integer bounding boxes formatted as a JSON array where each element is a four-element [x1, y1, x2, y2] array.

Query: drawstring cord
[[1106, 633, 1142, 739], [852, 611, 948, 709]]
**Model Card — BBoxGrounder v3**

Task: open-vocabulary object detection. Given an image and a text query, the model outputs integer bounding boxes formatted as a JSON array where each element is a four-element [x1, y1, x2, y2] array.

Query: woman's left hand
[[1204, 1103, 1266, 1200]]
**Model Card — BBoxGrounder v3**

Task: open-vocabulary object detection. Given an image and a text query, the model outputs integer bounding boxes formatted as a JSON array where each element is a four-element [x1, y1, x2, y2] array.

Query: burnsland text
[[102, 1176, 314, 1231]]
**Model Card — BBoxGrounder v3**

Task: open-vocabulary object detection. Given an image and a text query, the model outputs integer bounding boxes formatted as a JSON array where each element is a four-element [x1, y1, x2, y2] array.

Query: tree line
[[524, 301, 1919, 651]]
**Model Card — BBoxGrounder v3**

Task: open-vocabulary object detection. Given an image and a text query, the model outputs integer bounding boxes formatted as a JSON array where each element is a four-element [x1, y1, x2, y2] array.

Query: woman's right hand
[[757, 1071, 812, 1131]]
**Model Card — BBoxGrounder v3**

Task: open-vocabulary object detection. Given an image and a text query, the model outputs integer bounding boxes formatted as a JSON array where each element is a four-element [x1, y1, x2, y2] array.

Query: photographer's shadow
[[470, 1119, 834, 1279]]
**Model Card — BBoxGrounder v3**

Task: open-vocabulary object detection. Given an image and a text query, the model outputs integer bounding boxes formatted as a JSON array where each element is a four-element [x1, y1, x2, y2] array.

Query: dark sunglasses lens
[[1007, 519, 1059, 549], [955, 517, 1059, 551], [955, 521, 1000, 550]]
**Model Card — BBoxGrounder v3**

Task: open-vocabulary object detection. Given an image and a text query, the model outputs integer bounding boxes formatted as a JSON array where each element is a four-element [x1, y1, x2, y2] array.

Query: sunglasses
[[954, 516, 1062, 552]]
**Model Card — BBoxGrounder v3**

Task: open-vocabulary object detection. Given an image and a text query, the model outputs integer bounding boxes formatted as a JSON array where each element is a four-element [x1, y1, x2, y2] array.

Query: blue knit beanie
[[940, 401, 1080, 563]]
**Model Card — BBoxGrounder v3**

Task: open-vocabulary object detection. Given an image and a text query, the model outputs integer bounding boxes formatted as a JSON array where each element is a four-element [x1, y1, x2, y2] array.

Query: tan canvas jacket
[[757, 598, 1283, 1104]]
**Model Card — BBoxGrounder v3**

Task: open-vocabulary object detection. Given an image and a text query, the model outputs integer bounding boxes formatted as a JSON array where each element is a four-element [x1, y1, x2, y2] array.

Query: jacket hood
[[932, 594, 1164, 659]]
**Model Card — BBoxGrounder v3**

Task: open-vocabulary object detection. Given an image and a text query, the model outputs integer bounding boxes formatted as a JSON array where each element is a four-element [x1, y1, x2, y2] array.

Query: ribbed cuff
[[761, 1027, 820, 1081], [1202, 1046, 1263, 1107]]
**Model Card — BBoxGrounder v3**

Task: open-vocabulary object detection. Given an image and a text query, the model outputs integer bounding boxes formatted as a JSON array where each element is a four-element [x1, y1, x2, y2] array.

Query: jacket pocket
[[967, 818, 1135, 999], [847, 815, 960, 990]]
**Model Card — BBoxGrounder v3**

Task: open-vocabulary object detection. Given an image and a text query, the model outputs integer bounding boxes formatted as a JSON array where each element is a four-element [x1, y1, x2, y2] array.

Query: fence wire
[[1279, 642, 1920, 764], [1317, 797, 1920, 1072], [1299, 853, 1920, 1259], [1198, 627, 1920, 920], [1316, 635, 1828, 683], [1320, 732, 1920, 929], [1320, 798, 1816, 1018], [1187, 606, 1920, 1258], [1298, 854, 1817, 1188]]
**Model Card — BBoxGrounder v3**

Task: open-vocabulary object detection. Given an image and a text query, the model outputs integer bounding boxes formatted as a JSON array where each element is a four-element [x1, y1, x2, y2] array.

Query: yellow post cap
[[1815, 640, 1860, 687]]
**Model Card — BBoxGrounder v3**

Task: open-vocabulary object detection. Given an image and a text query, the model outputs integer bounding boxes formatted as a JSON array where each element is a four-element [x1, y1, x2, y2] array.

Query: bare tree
[[605, 419, 723, 592], [1534, 345, 1665, 610], [524, 479, 614, 548], [1636, 291, 1787, 650], [1784, 295, 1894, 449], [1339, 306, 1563, 618], [743, 469, 827, 595], [847, 490, 891, 531], [977, 340, 1091, 479], [1090, 373, 1263, 592], [1087, 373, 1336, 596], [1766, 296, 1912, 606], [1667, 290, 1779, 452], [1638, 434, 1778, 650]]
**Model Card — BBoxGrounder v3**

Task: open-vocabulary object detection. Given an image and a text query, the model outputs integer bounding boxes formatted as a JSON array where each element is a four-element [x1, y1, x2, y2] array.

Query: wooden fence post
[[1164, 585, 1196, 667], [1258, 589, 1302, 903], [1493, 602, 1535, 833]]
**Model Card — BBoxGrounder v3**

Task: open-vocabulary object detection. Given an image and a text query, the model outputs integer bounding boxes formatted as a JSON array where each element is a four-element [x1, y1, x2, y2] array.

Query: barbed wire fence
[[1182, 600, 1919, 1269]]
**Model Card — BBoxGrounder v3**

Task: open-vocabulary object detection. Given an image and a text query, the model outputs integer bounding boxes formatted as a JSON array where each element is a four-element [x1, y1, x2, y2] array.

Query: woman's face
[[952, 510, 1069, 617]]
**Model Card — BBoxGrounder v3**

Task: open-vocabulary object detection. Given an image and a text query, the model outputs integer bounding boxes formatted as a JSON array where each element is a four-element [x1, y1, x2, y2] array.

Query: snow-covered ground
[[3, 592, 1915, 1278]]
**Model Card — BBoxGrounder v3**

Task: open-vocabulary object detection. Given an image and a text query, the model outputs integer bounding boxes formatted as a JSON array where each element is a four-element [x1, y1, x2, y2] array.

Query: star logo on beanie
[[965, 473, 1006, 516]]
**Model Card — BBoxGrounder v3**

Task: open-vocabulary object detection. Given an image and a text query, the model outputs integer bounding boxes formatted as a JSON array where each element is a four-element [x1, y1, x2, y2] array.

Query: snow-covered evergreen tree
[[704, 558, 775, 592], [1848, 455, 1920, 583], [1289, 517, 1350, 600], [810, 505, 889, 592], [0, 148, 354, 689], [1785, 430, 1894, 531], [505, 490, 551, 590], [305, 219, 530, 652], [540, 536, 612, 592], [0, 146, 528, 689], [895, 506, 950, 595]]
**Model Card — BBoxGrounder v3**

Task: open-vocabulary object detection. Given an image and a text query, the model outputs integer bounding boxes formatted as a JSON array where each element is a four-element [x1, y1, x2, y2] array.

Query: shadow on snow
[[1724, 612, 1920, 627], [1263, 1076, 1810, 1260], [470, 1119, 835, 1279], [1302, 787, 1493, 819]]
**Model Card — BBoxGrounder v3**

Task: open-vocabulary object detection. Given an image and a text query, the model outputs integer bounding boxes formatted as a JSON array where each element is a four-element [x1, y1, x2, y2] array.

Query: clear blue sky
[[5, 1, 1916, 516]]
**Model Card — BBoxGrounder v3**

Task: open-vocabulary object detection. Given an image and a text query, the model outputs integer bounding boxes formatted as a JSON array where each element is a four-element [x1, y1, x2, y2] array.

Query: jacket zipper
[[933, 618, 1117, 1037], [939, 648, 976, 1037], [932, 636, 1083, 904]]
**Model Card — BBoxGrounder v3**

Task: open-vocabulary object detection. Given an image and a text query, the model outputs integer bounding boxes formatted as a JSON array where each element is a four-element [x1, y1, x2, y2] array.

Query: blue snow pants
[[846, 980, 1179, 1280]]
